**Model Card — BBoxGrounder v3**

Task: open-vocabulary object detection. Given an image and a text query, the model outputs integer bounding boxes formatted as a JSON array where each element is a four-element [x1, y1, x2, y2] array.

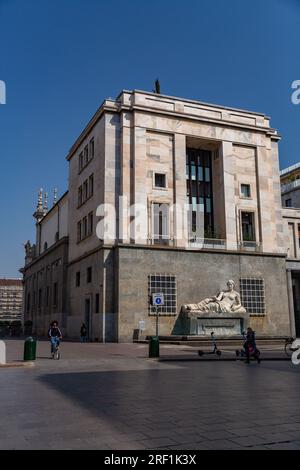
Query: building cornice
[[66, 90, 278, 162], [112, 243, 287, 259], [117, 89, 269, 118], [22, 236, 69, 273]]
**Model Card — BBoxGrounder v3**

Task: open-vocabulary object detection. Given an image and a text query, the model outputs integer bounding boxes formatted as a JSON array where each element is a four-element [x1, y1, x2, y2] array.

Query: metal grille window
[[240, 278, 266, 315], [148, 274, 177, 315]]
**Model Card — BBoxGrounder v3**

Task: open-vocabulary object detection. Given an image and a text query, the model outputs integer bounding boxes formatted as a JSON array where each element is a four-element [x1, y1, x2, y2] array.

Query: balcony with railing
[[238, 241, 262, 252], [281, 178, 300, 195], [147, 236, 262, 252], [189, 237, 227, 250]]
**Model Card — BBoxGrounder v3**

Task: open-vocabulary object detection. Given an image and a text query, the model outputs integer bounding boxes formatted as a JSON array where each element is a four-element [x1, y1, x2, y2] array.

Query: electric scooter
[[198, 332, 222, 357]]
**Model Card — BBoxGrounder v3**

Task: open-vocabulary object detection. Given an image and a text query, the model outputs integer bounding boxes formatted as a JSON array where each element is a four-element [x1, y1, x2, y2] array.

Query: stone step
[[140, 335, 290, 348]]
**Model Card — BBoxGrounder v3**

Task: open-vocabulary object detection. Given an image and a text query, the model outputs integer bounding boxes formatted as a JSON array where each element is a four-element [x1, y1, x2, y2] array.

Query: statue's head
[[227, 280, 235, 291]]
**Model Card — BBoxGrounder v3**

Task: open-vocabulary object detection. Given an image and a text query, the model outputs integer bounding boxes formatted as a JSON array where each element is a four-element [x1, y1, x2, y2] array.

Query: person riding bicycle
[[243, 327, 260, 364], [48, 320, 62, 357]]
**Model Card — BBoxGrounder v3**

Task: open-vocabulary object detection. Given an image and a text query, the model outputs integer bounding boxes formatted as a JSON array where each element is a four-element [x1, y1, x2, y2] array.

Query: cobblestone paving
[[1, 340, 300, 450]]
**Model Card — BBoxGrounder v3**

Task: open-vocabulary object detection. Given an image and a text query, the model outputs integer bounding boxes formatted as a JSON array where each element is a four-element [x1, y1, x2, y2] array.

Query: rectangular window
[[241, 184, 251, 198], [89, 138, 94, 158], [38, 289, 42, 310], [87, 267, 92, 283], [46, 286, 49, 306], [286, 198, 292, 207], [33, 291, 36, 310], [240, 278, 266, 315], [79, 152, 83, 172], [83, 217, 87, 238], [148, 274, 177, 315], [186, 148, 214, 237], [154, 173, 167, 189], [95, 293, 100, 313], [77, 221, 82, 242], [241, 212, 255, 242], [89, 174, 94, 197], [78, 186, 83, 207], [53, 283, 57, 306], [83, 180, 88, 201], [76, 272, 80, 287], [298, 224, 300, 249], [152, 203, 169, 244], [88, 212, 93, 235], [84, 145, 89, 165]]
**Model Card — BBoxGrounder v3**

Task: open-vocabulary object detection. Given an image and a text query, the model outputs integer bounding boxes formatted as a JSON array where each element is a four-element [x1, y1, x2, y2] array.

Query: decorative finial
[[44, 192, 48, 212], [37, 188, 43, 209], [33, 188, 45, 221], [53, 188, 58, 205]]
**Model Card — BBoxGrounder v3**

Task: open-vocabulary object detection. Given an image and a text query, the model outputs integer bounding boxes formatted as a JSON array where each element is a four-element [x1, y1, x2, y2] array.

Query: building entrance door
[[85, 298, 91, 341]]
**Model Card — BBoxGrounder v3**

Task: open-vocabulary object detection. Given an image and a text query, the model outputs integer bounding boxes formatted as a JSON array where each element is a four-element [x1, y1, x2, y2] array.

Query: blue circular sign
[[156, 298, 162, 305]]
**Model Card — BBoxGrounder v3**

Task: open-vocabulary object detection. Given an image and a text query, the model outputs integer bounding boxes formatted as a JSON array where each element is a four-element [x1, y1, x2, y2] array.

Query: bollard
[[23, 337, 37, 361], [0, 340, 6, 364], [149, 336, 159, 358]]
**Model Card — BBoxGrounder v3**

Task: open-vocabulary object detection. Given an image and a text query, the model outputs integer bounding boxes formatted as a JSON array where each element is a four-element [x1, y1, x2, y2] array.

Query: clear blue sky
[[0, 0, 299, 278]]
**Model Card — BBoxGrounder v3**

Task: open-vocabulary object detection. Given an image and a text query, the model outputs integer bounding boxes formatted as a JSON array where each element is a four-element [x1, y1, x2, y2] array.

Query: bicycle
[[51, 337, 61, 360], [236, 331, 261, 363]]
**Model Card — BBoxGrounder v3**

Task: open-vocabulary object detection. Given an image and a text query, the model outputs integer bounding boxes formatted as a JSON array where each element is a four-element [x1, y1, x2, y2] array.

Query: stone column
[[221, 141, 237, 250], [173, 134, 188, 247], [132, 122, 148, 244], [286, 269, 296, 338], [119, 112, 132, 244], [256, 145, 279, 253]]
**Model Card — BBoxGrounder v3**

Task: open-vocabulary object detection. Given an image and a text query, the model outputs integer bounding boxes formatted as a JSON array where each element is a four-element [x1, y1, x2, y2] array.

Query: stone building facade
[[281, 162, 300, 209], [22, 90, 300, 340]]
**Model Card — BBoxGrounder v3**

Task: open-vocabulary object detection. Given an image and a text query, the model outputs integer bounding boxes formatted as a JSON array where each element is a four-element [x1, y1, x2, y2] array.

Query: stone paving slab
[[1, 340, 300, 450]]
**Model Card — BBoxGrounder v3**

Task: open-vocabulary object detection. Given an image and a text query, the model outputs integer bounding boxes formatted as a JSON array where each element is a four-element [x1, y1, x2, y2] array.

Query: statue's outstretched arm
[[215, 291, 223, 302]]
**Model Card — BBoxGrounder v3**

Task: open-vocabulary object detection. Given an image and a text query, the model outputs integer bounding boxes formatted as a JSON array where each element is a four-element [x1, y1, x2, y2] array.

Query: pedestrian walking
[[80, 323, 88, 342]]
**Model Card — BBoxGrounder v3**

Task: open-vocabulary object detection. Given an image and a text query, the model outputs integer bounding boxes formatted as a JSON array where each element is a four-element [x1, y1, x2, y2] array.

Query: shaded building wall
[[66, 247, 117, 342], [282, 190, 300, 209], [115, 245, 290, 342], [23, 238, 69, 336]]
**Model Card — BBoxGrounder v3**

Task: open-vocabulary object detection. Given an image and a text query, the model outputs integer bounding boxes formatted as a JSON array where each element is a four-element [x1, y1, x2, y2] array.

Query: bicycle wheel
[[55, 348, 60, 360], [285, 341, 293, 357]]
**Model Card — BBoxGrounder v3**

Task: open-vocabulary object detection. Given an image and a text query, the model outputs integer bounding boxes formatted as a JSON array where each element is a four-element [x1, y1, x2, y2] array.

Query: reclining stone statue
[[182, 280, 246, 316]]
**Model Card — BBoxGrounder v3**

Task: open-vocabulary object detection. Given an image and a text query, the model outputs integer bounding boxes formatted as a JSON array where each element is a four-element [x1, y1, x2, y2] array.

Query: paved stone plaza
[[1, 340, 300, 450]]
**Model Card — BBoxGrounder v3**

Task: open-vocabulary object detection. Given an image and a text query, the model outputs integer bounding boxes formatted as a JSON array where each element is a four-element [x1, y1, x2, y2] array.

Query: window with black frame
[[148, 274, 177, 315], [241, 212, 255, 242], [186, 148, 214, 238]]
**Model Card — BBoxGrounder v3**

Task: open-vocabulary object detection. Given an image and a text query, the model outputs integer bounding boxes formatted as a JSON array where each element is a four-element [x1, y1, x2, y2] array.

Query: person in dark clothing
[[80, 323, 88, 342], [48, 320, 62, 356], [244, 327, 260, 364]]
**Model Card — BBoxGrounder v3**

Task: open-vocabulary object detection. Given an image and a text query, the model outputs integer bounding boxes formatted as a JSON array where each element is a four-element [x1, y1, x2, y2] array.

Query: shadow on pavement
[[37, 361, 300, 440]]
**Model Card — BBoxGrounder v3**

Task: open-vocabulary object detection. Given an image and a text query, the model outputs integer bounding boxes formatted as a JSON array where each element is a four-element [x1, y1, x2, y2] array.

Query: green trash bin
[[149, 336, 159, 358], [23, 337, 37, 361]]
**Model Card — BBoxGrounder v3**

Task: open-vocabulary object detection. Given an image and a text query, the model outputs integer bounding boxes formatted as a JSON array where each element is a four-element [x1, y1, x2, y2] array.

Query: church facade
[[22, 90, 300, 341]]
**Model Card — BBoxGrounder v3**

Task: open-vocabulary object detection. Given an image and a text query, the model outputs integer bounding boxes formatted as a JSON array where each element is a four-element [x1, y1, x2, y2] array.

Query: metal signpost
[[148, 293, 165, 358], [152, 293, 164, 337]]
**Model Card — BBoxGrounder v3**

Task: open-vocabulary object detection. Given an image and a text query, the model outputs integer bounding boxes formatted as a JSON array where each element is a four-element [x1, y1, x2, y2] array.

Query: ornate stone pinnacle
[[44, 192, 48, 212], [53, 188, 58, 205]]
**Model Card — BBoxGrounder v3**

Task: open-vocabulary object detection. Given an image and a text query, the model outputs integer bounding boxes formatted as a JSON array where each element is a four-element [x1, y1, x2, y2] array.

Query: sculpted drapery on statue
[[183, 280, 246, 315]]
